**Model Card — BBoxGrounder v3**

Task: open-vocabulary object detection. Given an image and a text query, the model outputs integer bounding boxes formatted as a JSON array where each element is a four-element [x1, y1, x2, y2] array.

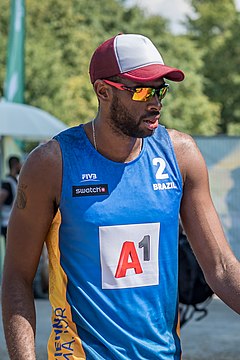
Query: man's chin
[[134, 128, 156, 139]]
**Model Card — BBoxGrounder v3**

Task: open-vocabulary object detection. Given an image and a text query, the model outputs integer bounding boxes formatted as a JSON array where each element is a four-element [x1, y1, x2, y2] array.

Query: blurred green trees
[[187, 0, 240, 134], [0, 0, 239, 135]]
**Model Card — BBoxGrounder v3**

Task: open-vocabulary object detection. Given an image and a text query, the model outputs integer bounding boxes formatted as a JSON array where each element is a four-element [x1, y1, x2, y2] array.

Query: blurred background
[[0, 0, 240, 358], [1, 0, 239, 257], [1, 0, 240, 135]]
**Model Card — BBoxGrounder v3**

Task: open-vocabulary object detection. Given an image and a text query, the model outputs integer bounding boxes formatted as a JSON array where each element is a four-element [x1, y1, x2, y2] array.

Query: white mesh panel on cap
[[113, 34, 165, 73]]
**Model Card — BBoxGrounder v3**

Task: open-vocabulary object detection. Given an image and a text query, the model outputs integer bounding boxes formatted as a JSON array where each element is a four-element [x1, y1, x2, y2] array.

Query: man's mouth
[[143, 114, 160, 130]]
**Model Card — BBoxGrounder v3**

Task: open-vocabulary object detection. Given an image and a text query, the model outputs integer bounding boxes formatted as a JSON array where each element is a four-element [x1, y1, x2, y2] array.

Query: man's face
[[109, 79, 164, 139]]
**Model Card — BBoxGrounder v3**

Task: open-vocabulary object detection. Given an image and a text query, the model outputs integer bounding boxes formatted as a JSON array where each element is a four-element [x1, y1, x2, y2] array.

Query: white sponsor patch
[[99, 223, 160, 289]]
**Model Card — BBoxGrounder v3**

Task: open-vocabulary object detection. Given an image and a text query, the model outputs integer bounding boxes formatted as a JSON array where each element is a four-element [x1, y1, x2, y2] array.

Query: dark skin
[[2, 78, 240, 359]]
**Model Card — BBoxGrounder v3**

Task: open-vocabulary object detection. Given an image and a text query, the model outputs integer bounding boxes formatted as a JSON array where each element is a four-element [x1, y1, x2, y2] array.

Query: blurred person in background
[[0, 156, 22, 241]]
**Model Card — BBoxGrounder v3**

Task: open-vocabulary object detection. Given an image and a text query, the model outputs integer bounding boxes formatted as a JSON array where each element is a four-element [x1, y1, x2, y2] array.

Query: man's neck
[[84, 119, 143, 163]]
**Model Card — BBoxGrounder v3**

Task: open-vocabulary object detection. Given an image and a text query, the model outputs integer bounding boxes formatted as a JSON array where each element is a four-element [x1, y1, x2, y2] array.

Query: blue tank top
[[46, 124, 183, 359]]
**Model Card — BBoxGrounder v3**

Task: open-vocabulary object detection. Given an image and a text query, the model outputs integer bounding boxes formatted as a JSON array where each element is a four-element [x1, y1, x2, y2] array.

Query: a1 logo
[[99, 223, 160, 290], [115, 235, 150, 278]]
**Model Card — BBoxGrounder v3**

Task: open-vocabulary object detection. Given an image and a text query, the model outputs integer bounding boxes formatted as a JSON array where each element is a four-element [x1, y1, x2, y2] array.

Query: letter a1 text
[[115, 241, 143, 278]]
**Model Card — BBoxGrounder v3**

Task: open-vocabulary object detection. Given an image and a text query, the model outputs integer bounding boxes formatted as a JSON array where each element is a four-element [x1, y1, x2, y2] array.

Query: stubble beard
[[109, 94, 155, 139]]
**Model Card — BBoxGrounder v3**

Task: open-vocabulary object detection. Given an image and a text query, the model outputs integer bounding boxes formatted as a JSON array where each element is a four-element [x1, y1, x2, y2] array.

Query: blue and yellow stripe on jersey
[[46, 210, 86, 359]]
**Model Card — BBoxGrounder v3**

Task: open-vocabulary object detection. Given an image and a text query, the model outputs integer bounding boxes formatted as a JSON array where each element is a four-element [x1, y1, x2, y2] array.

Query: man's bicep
[[5, 208, 54, 283], [181, 139, 213, 208], [4, 141, 61, 283], [180, 141, 230, 270]]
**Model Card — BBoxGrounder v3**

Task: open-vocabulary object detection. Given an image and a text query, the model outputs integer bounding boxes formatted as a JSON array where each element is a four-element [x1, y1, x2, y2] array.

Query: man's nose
[[147, 94, 162, 111]]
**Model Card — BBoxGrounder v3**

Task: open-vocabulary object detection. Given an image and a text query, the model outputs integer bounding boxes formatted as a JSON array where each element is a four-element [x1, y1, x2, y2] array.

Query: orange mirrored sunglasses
[[103, 79, 169, 102]]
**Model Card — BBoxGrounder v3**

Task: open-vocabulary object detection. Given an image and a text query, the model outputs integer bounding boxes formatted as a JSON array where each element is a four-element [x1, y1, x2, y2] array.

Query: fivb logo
[[99, 223, 160, 289], [81, 173, 97, 181]]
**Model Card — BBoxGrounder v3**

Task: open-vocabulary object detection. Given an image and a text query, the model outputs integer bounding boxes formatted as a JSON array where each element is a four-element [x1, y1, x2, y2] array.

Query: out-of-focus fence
[[196, 136, 240, 258]]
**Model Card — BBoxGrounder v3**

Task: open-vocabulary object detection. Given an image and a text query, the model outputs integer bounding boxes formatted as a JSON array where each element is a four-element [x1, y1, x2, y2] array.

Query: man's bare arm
[[1, 140, 61, 359], [171, 130, 240, 314]]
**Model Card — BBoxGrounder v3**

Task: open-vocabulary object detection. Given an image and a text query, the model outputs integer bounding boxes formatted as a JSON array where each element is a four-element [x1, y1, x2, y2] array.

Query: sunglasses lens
[[158, 86, 168, 100], [131, 85, 168, 101], [132, 88, 155, 101]]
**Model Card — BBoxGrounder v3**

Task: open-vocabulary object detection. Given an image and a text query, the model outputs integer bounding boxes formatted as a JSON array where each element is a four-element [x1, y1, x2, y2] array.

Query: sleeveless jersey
[[46, 124, 183, 359]]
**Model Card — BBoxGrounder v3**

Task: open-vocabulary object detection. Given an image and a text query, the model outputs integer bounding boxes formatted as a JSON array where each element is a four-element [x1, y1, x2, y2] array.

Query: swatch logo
[[72, 184, 109, 197]]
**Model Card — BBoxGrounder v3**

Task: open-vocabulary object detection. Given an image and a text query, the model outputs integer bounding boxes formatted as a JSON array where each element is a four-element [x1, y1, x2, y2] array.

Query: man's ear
[[93, 80, 112, 101]]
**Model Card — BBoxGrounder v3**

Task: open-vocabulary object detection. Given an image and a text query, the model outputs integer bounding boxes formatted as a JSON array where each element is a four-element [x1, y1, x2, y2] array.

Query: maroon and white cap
[[89, 33, 185, 84]]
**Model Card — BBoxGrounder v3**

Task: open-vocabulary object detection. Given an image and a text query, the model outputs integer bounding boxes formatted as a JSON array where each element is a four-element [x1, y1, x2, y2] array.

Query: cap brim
[[120, 64, 185, 82]]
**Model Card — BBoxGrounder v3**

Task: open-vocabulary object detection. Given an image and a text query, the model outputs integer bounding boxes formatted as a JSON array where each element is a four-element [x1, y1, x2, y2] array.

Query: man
[[2, 34, 240, 359], [0, 156, 21, 241]]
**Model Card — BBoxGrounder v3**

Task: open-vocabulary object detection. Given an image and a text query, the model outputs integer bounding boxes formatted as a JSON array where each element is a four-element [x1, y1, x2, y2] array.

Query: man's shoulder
[[29, 139, 61, 161], [18, 139, 62, 205], [22, 140, 62, 179], [167, 129, 198, 154], [167, 128, 194, 143], [166, 129, 203, 179]]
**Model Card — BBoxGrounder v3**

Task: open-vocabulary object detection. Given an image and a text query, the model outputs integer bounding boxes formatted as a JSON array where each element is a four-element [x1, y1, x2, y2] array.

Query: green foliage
[[188, 0, 236, 39], [0, 0, 9, 98], [160, 35, 220, 134], [0, 0, 238, 135], [187, 0, 240, 134]]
